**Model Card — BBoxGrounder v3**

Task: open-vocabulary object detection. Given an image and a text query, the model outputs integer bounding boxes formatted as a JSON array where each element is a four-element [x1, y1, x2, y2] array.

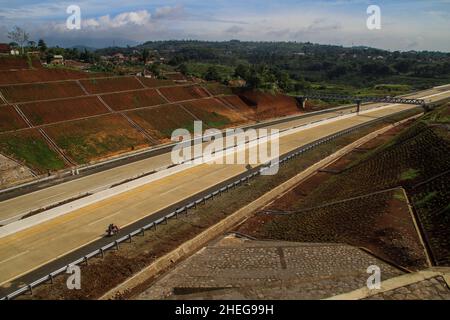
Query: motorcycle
[[106, 224, 120, 237]]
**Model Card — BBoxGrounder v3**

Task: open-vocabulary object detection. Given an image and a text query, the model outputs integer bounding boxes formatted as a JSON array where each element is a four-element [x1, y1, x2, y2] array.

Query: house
[[51, 55, 64, 65], [0, 43, 10, 55], [112, 53, 125, 62]]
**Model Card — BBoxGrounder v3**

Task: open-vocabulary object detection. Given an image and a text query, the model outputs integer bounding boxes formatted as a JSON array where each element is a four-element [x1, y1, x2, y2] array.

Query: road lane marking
[[0, 250, 29, 265]]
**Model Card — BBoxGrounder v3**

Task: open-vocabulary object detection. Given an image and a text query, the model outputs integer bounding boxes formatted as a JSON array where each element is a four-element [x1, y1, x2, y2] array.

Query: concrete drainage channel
[[0, 108, 420, 300]]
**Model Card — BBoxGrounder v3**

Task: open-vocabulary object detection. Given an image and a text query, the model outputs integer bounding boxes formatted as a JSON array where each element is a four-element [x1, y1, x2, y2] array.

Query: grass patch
[[401, 168, 420, 181], [0, 133, 65, 172], [393, 190, 406, 201], [415, 192, 438, 208], [57, 134, 138, 164]]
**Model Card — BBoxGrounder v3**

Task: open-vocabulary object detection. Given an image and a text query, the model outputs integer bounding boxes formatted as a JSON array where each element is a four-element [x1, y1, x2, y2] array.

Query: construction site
[[0, 53, 449, 302]]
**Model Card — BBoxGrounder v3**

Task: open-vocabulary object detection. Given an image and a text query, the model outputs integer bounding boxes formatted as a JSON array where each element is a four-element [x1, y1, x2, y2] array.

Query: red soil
[[0, 81, 86, 103], [44, 114, 150, 163], [18, 96, 110, 125], [238, 91, 301, 120], [101, 89, 166, 111], [164, 73, 187, 81], [219, 95, 256, 119], [0, 69, 103, 85], [0, 105, 28, 132], [127, 104, 197, 142], [182, 98, 246, 124], [139, 77, 174, 88], [79, 77, 144, 94], [204, 82, 233, 96], [0, 57, 30, 71], [159, 85, 210, 102]]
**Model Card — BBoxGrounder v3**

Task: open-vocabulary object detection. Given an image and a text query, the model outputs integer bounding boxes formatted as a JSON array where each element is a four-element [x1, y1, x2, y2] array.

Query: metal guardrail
[[0, 107, 420, 300], [297, 94, 426, 106], [0, 101, 358, 198]]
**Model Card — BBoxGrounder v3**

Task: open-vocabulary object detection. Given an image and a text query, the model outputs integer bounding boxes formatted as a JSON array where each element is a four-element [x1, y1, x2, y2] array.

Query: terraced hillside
[[0, 57, 303, 183], [242, 104, 450, 267]]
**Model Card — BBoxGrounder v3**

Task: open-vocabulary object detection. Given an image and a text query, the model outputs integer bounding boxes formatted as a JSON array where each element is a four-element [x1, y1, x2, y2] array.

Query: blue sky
[[0, 0, 449, 51]]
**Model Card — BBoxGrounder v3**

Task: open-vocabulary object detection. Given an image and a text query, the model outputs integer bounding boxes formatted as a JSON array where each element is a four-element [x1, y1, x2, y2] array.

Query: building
[[0, 43, 10, 55], [51, 55, 64, 65]]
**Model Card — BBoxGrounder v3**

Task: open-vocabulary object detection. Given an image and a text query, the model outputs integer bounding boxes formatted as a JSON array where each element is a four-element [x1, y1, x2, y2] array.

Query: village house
[[0, 43, 11, 55], [51, 55, 64, 65]]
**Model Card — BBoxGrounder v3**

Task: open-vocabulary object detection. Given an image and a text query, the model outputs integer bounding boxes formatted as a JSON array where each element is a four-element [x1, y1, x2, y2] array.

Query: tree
[[7, 26, 29, 55], [148, 63, 162, 78], [205, 66, 221, 81], [177, 63, 188, 75], [141, 48, 150, 64], [235, 64, 250, 79], [38, 39, 47, 53], [28, 41, 36, 49]]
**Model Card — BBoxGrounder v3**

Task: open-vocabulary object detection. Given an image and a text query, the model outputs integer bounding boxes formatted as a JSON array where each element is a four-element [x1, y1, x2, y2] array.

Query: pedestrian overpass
[[295, 94, 428, 113]]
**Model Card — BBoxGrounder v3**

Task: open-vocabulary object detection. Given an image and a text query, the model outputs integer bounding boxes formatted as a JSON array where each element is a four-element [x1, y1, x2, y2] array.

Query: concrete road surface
[[1, 86, 449, 225], [0, 87, 449, 288]]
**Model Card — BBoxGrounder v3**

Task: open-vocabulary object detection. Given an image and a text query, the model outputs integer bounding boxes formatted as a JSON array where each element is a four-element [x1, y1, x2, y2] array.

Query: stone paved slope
[[137, 235, 403, 300]]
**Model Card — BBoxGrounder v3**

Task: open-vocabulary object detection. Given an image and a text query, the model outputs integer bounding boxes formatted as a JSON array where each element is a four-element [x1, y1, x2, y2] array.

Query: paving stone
[[137, 237, 404, 300]]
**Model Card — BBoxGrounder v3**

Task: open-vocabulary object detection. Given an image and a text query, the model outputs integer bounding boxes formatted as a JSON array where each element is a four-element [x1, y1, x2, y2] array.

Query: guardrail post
[[115, 241, 119, 250], [140, 228, 145, 236], [84, 256, 88, 265], [153, 223, 157, 231], [164, 217, 168, 224], [100, 248, 104, 258], [128, 234, 132, 243], [28, 284, 33, 295], [354, 99, 362, 114], [49, 274, 54, 284]]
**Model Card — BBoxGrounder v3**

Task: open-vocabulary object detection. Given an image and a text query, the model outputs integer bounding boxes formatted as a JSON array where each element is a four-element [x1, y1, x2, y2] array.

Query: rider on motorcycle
[[106, 223, 120, 236]]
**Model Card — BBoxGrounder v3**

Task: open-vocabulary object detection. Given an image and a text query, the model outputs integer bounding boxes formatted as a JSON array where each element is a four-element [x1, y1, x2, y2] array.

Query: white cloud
[[154, 5, 184, 19], [83, 10, 151, 29]]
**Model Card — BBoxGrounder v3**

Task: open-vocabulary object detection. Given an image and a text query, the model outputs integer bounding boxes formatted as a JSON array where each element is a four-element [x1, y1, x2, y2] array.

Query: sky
[[0, 0, 449, 51]]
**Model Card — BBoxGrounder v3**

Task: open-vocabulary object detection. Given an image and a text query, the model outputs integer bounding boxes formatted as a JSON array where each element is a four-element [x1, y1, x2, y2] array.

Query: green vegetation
[[393, 190, 406, 201], [125, 40, 450, 97], [422, 105, 450, 124], [401, 168, 420, 181], [56, 134, 138, 164], [415, 192, 438, 208], [159, 121, 196, 138], [0, 134, 65, 172], [178, 62, 235, 82]]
